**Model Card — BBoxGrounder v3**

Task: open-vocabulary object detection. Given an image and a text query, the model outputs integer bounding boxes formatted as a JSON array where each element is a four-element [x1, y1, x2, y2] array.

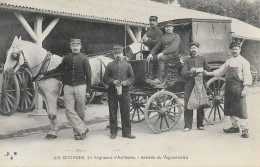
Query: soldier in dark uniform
[[40, 39, 91, 140], [181, 42, 210, 132], [103, 45, 136, 139], [203, 42, 252, 138], [141, 16, 163, 51], [147, 21, 180, 84]]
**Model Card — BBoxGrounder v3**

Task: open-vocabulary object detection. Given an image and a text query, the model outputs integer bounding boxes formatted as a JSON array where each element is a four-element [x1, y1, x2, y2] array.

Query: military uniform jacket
[[181, 55, 210, 105], [150, 32, 180, 65], [143, 27, 163, 50], [103, 61, 135, 91], [44, 52, 92, 93]]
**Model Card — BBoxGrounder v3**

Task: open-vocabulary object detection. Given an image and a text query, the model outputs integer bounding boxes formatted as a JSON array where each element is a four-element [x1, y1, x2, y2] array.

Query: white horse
[[4, 36, 112, 138]]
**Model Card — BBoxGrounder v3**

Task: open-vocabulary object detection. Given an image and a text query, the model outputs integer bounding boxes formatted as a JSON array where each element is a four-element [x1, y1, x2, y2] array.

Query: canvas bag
[[187, 75, 210, 110]]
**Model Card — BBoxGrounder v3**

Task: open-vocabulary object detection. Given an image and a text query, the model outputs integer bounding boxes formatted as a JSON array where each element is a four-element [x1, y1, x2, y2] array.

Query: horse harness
[[32, 52, 52, 81], [10, 44, 52, 81]]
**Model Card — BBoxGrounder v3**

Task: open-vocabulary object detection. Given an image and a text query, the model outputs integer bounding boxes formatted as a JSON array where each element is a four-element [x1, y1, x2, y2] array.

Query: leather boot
[[242, 129, 249, 138], [156, 60, 165, 82], [223, 127, 240, 133], [148, 61, 156, 80]]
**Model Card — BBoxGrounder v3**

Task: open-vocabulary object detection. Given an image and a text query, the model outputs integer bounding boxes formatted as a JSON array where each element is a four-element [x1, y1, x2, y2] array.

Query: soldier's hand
[[241, 86, 249, 97], [121, 81, 127, 86], [142, 36, 148, 42], [241, 89, 247, 97], [191, 68, 196, 73], [37, 74, 45, 81], [202, 70, 208, 76], [147, 54, 153, 62], [158, 53, 163, 59], [86, 93, 91, 99], [113, 80, 121, 85]]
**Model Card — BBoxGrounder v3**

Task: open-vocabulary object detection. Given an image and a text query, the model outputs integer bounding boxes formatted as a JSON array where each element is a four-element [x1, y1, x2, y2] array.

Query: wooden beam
[[126, 25, 137, 42], [34, 16, 43, 46], [34, 16, 44, 111], [14, 12, 37, 41], [42, 18, 60, 41]]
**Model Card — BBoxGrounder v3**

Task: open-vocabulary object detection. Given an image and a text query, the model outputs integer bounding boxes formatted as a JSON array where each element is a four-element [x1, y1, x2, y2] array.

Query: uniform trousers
[[108, 88, 131, 135], [64, 84, 88, 136], [184, 107, 204, 129]]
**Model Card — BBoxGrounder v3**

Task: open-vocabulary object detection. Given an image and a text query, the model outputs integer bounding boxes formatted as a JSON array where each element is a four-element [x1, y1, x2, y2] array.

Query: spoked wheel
[[144, 91, 183, 133], [204, 77, 226, 124], [130, 92, 149, 123], [16, 68, 36, 112], [0, 74, 20, 116]]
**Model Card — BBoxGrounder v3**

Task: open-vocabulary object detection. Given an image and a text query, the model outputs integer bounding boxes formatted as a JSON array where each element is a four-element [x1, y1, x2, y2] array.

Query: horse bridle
[[10, 45, 28, 70], [9, 45, 48, 76]]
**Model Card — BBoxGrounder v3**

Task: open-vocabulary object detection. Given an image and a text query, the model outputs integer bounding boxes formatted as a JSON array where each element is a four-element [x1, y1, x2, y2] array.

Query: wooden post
[[14, 12, 60, 115], [34, 16, 45, 112], [134, 27, 142, 42], [29, 16, 47, 115]]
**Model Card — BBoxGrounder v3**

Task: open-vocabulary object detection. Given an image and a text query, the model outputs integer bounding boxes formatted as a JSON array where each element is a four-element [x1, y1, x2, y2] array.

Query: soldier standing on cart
[[181, 42, 210, 132], [203, 42, 252, 138], [147, 21, 180, 85], [103, 45, 136, 139]]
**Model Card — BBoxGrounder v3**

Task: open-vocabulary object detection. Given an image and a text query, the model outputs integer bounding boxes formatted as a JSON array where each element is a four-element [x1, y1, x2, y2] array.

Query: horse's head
[[4, 36, 26, 77]]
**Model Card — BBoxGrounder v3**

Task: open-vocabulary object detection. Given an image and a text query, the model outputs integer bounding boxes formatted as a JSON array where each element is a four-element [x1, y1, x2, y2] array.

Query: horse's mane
[[21, 40, 47, 54]]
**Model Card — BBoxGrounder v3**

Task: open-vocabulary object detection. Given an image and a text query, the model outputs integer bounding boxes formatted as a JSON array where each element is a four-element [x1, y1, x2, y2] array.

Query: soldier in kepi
[[39, 39, 92, 140], [141, 16, 163, 51], [203, 42, 252, 138], [103, 45, 135, 139], [181, 42, 210, 132], [147, 21, 180, 85]]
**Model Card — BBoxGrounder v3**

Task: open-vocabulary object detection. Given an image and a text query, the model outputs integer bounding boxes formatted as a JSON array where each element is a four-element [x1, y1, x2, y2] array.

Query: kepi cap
[[113, 45, 124, 53], [229, 42, 240, 49], [70, 39, 81, 45], [165, 21, 174, 27], [149, 16, 158, 21], [190, 42, 200, 48]]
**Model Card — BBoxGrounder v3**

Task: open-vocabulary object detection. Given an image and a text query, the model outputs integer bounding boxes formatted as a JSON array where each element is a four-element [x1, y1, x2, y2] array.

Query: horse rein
[[10, 45, 49, 80]]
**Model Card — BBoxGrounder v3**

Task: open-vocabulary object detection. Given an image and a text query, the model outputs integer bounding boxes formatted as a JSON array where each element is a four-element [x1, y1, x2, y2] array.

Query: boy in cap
[[147, 21, 180, 84], [203, 42, 252, 138], [181, 42, 210, 132], [40, 38, 91, 140], [103, 45, 136, 139]]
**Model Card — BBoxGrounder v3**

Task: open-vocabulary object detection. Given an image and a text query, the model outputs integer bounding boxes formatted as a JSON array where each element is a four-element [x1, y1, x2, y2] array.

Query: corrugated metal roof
[[0, 0, 260, 41]]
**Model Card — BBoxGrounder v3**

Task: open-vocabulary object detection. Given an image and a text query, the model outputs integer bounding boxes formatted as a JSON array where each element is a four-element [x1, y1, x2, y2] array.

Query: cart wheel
[[16, 68, 36, 112], [0, 74, 20, 116], [144, 91, 183, 133], [205, 77, 226, 124], [130, 93, 149, 123]]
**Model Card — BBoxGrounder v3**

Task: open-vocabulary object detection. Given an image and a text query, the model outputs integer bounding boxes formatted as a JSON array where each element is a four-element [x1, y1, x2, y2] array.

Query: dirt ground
[[0, 93, 260, 167]]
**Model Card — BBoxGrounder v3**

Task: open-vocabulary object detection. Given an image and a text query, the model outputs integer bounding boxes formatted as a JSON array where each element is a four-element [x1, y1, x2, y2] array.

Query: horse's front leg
[[45, 94, 60, 136], [38, 80, 61, 139]]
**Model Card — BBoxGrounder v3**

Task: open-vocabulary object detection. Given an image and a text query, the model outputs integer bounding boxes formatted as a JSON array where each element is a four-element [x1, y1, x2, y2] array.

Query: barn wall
[[43, 18, 133, 56], [0, 10, 33, 64], [241, 40, 260, 75], [0, 10, 134, 65]]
